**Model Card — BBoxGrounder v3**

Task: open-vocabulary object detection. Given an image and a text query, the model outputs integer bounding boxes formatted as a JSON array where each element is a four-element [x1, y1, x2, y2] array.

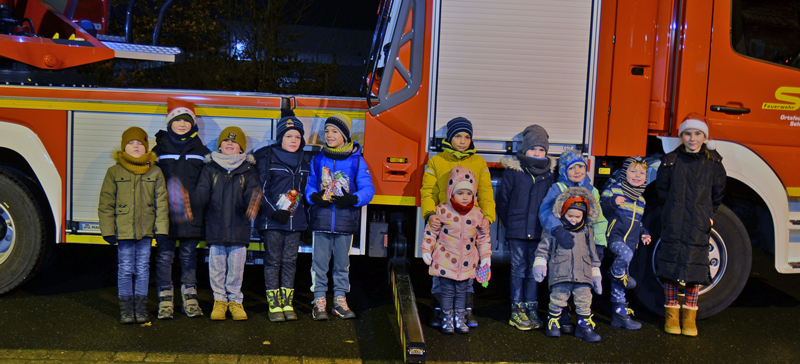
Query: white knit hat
[[678, 113, 716, 150]]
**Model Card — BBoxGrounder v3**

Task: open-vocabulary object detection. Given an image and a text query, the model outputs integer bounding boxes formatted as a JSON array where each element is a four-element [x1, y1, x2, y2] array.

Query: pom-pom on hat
[[121, 126, 149, 151], [324, 113, 352, 143], [445, 117, 473, 143], [519, 124, 549, 153], [165, 98, 196, 128], [678, 113, 716, 150], [218, 126, 246, 152]]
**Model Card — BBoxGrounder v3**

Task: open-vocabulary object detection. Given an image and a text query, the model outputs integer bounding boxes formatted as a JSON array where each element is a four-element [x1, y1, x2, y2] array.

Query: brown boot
[[210, 300, 228, 321], [228, 302, 248, 321], [681, 305, 698, 336], [664, 305, 681, 334]]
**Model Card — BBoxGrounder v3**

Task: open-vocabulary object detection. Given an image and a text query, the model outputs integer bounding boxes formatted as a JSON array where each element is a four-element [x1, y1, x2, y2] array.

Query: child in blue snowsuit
[[599, 156, 651, 330], [538, 149, 608, 333]]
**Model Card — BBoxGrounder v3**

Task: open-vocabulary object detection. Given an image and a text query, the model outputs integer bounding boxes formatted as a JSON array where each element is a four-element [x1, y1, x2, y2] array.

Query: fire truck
[[1, 0, 800, 358]]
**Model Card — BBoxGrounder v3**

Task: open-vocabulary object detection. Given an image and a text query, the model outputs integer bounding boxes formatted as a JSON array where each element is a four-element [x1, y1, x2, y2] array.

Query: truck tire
[[631, 205, 751, 319], [0, 169, 47, 294]]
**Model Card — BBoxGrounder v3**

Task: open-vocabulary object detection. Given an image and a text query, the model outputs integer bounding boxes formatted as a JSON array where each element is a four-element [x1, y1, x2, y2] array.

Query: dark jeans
[[440, 277, 469, 313], [508, 238, 539, 304], [261, 230, 302, 290], [155, 238, 199, 289]]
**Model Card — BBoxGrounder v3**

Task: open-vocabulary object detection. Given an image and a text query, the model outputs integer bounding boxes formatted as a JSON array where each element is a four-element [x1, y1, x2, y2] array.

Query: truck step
[[99, 41, 184, 63]]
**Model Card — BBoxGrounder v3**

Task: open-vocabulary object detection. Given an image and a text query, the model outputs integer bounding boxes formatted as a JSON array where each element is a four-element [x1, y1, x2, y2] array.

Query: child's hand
[[593, 275, 603, 295], [553, 226, 575, 249], [533, 258, 547, 282], [428, 215, 442, 230], [642, 234, 652, 245], [615, 196, 626, 206], [310, 191, 331, 207], [480, 257, 491, 267], [422, 252, 432, 265], [479, 219, 491, 234]]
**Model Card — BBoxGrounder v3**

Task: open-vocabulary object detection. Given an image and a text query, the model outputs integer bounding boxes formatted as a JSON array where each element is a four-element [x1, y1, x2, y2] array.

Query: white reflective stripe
[[158, 154, 206, 161]]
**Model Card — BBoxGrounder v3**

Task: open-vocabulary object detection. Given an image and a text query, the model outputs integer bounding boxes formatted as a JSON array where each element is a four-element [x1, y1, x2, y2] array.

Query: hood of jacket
[[552, 186, 599, 223], [446, 166, 477, 203], [556, 149, 591, 186]]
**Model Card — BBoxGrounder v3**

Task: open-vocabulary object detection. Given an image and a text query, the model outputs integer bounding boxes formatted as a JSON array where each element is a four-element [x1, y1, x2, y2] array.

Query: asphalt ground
[[1, 243, 799, 363]]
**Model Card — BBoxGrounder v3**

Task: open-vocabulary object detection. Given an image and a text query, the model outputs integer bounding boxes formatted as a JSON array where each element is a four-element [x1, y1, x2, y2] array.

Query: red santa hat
[[165, 98, 196, 127], [678, 113, 716, 150]]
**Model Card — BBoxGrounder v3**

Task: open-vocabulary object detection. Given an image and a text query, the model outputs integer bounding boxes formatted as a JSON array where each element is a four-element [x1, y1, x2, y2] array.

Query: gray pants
[[262, 230, 301, 290], [311, 232, 352, 298], [548, 283, 592, 317]]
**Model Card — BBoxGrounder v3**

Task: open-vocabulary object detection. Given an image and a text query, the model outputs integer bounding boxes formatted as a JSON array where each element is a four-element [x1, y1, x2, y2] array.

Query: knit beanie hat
[[519, 124, 549, 153], [121, 126, 149, 151], [678, 113, 716, 150], [325, 113, 352, 143], [165, 98, 196, 128], [276, 114, 306, 150], [561, 195, 589, 217], [218, 126, 246, 152], [445, 117, 473, 143]]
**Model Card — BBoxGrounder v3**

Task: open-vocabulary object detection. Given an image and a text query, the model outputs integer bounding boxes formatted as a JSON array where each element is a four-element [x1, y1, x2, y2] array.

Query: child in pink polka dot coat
[[420, 166, 492, 335]]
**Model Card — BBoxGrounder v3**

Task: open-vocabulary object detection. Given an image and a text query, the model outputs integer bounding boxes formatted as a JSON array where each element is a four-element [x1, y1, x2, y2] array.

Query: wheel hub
[[0, 202, 15, 261]]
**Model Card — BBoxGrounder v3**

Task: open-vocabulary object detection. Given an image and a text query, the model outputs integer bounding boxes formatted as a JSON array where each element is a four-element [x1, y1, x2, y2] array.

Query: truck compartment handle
[[710, 105, 750, 114]]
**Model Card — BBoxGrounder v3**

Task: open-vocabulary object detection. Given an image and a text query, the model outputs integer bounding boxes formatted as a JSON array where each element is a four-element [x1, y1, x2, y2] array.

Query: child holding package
[[193, 126, 261, 321], [656, 114, 725, 337], [496, 124, 553, 331], [152, 99, 210, 320], [306, 114, 374, 320], [254, 112, 310, 322], [599, 156, 651, 330], [538, 149, 608, 333], [420, 116, 495, 328], [420, 166, 492, 334], [98, 127, 168, 324], [533, 187, 602, 343]]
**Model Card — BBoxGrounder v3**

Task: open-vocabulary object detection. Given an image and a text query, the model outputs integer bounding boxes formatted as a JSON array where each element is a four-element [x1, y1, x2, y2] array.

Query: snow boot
[[134, 295, 150, 324], [181, 284, 203, 317], [266, 289, 286, 322], [610, 302, 642, 330], [524, 301, 543, 329], [681, 305, 698, 336], [559, 310, 574, 334], [429, 292, 442, 328], [228, 301, 248, 320], [545, 315, 561, 337], [465, 291, 478, 327], [280, 287, 297, 321], [331, 295, 356, 319], [664, 305, 681, 334], [119, 296, 135, 324], [311, 297, 328, 321], [210, 300, 227, 321], [509, 302, 532, 330], [455, 310, 470, 334], [157, 286, 174, 320], [441, 310, 455, 334], [575, 314, 601, 343]]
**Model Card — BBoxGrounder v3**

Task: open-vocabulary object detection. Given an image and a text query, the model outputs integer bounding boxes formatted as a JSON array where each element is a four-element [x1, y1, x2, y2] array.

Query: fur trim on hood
[[552, 186, 599, 223], [204, 153, 256, 165], [500, 156, 523, 171]]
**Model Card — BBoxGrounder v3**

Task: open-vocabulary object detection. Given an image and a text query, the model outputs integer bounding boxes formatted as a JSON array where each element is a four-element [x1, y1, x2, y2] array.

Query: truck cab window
[[731, 0, 800, 68]]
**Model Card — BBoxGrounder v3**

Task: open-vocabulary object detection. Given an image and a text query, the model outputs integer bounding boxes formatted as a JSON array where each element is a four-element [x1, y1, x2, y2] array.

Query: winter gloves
[[592, 268, 602, 294], [103, 236, 117, 245], [553, 226, 575, 249], [332, 192, 359, 208], [310, 192, 331, 207], [272, 210, 291, 224], [533, 258, 547, 282]]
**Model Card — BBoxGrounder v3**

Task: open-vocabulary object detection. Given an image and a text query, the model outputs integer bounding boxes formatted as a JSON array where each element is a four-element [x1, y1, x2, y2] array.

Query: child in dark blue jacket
[[254, 113, 311, 322], [600, 156, 651, 330], [497, 125, 553, 331], [306, 114, 375, 320]]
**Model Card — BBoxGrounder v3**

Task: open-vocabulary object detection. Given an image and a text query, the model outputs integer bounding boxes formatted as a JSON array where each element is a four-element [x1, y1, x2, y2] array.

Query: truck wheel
[[0, 169, 47, 294], [631, 205, 751, 319]]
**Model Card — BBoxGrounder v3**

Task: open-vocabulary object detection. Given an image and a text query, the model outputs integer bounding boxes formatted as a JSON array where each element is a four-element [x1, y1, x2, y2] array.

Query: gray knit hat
[[519, 124, 549, 153]]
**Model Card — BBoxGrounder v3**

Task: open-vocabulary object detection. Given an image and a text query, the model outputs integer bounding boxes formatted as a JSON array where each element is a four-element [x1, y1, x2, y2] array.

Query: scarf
[[449, 196, 475, 216], [165, 124, 199, 151], [273, 145, 302, 169], [322, 141, 355, 160], [211, 151, 246, 171], [560, 214, 586, 232], [442, 140, 476, 160], [516, 152, 551, 176], [118, 151, 155, 175]]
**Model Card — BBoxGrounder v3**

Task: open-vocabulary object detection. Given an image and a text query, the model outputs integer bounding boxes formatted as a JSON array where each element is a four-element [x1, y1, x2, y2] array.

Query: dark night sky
[[302, 1, 382, 31]]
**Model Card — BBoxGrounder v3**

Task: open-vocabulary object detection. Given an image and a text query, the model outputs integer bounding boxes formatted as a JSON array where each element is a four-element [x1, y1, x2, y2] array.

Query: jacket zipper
[[330, 160, 336, 233], [622, 199, 639, 244]]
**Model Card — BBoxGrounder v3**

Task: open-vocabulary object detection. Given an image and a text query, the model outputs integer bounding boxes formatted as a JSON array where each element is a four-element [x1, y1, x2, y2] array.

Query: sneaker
[[509, 303, 532, 331], [331, 295, 356, 319], [157, 287, 174, 320], [312, 297, 328, 321], [210, 300, 228, 321], [181, 285, 203, 318], [228, 302, 248, 321]]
